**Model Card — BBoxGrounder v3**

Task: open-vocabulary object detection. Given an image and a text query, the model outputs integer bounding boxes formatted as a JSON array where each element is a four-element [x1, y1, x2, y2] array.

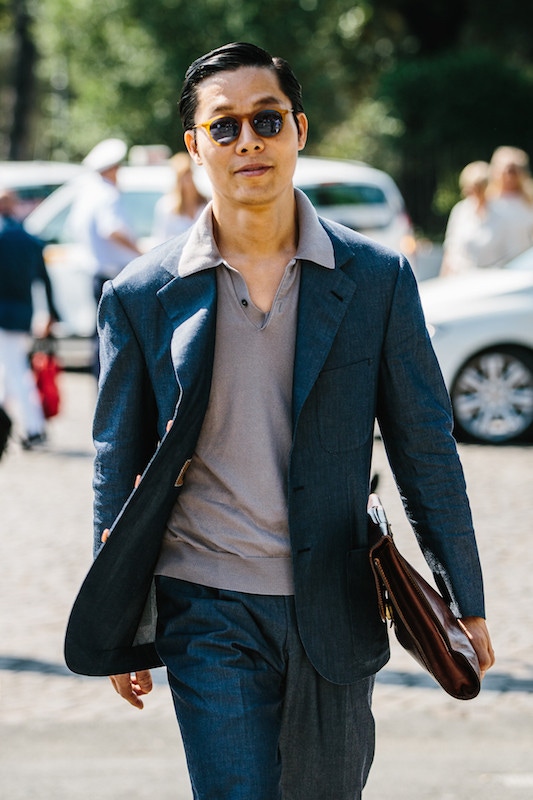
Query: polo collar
[[177, 187, 335, 277]]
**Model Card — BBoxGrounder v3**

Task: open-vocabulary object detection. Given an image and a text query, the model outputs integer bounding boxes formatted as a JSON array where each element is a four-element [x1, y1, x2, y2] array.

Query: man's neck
[[213, 191, 298, 264], [211, 190, 299, 313]]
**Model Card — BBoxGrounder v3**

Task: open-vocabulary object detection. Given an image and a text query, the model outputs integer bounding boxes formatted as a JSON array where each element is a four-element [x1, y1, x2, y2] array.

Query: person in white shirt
[[441, 161, 507, 276], [67, 138, 141, 374], [487, 145, 533, 262], [68, 138, 141, 289]]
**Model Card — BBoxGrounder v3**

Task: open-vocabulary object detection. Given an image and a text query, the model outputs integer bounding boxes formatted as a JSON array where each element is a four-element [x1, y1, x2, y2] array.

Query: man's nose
[[236, 120, 264, 153]]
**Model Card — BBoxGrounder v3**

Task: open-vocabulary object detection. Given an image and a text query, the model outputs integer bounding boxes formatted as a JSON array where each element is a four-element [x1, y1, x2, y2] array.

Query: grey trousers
[[155, 576, 376, 800]]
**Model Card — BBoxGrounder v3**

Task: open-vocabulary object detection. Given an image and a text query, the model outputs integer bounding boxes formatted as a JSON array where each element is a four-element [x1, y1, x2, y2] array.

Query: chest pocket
[[315, 358, 375, 453]]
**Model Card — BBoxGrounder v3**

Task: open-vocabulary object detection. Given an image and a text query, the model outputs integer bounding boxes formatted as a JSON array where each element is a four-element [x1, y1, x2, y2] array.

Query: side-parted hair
[[179, 42, 304, 132]]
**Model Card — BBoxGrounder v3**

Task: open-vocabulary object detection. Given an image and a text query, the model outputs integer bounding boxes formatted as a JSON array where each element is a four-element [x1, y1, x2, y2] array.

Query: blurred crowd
[[0, 188, 59, 453], [440, 145, 533, 276], [0, 138, 205, 450], [1, 138, 532, 452]]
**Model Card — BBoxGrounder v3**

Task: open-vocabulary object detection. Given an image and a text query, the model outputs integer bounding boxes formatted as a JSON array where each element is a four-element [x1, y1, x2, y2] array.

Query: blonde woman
[[487, 145, 533, 262], [441, 160, 507, 276], [152, 152, 207, 243]]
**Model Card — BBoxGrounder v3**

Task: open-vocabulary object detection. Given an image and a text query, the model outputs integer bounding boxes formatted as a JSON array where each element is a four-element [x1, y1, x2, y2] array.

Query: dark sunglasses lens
[[210, 117, 240, 144], [253, 110, 284, 137]]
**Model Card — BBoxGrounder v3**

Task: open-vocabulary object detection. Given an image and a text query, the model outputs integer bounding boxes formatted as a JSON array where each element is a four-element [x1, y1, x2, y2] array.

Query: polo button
[[241, 298, 248, 307]]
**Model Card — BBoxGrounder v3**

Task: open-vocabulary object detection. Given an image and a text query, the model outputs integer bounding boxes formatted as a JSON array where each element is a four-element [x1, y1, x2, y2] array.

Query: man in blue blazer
[[66, 42, 494, 800]]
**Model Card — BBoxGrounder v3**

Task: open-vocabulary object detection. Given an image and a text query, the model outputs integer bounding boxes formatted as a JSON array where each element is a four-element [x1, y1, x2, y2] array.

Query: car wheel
[[451, 346, 533, 444]]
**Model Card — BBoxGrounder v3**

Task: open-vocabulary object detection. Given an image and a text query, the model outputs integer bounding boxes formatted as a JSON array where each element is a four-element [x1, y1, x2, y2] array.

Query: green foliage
[[379, 49, 533, 158], [377, 49, 533, 232], [122, 0, 381, 146], [33, 0, 171, 158], [31, 0, 391, 158], [314, 97, 404, 174], [6, 0, 533, 234], [432, 173, 462, 219]]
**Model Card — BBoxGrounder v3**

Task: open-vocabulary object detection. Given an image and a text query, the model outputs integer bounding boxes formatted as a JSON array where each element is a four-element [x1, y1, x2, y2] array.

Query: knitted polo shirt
[[155, 189, 335, 595]]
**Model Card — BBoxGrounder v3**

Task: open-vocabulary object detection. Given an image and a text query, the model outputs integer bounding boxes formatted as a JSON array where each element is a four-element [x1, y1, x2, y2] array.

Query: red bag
[[31, 348, 61, 419]]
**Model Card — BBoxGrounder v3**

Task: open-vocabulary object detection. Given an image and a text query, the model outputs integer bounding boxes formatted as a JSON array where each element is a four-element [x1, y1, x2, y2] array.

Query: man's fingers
[[459, 617, 495, 679], [109, 671, 152, 709], [133, 670, 153, 695]]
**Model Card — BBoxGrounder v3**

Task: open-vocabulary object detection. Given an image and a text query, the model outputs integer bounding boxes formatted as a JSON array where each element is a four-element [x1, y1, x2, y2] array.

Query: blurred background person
[[67, 138, 141, 375], [440, 161, 507, 276], [68, 138, 141, 301], [0, 189, 59, 450], [487, 145, 533, 261], [151, 152, 207, 244]]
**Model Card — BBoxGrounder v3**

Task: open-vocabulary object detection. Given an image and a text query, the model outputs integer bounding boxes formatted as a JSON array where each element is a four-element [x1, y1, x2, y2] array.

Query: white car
[[294, 156, 416, 259], [0, 160, 88, 219], [419, 251, 533, 445], [25, 156, 415, 367]]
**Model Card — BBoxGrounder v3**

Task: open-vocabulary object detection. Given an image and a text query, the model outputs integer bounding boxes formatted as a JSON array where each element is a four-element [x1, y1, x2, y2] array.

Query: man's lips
[[234, 164, 272, 177]]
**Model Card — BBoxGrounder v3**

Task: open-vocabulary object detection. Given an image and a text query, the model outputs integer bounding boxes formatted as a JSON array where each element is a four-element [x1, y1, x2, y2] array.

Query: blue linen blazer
[[65, 217, 485, 681]]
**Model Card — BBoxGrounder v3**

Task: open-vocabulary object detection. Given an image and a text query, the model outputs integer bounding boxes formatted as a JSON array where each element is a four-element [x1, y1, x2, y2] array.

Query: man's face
[[184, 66, 308, 212]]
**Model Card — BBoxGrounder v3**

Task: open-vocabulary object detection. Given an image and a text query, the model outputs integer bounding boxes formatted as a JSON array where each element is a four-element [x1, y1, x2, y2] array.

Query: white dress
[[443, 197, 508, 274], [491, 195, 533, 262]]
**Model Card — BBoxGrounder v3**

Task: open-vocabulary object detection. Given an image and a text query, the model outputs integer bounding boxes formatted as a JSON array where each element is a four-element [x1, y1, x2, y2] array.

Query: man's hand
[[109, 671, 153, 709], [458, 616, 495, 679]]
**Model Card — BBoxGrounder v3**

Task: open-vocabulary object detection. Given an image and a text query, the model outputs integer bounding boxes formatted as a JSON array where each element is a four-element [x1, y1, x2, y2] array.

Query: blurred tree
[[0, 0, 38, 160], [377, 51, 533, 233], [33, 0, 171, 159], [377, 0, 468, 54], [4, 0, 533, 236], [9, 0, 38, 159], [363, 1, 533, 233], [34, 0, 390, 157]]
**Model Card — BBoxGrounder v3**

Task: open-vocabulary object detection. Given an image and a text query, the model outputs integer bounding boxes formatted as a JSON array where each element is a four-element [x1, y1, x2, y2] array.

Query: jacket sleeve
[[375, 256, 485, 619], [92, 280, 158, 556]]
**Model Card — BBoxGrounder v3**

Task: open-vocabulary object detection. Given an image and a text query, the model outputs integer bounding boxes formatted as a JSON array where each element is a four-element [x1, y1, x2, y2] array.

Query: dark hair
[[179, 42, 304, 132]]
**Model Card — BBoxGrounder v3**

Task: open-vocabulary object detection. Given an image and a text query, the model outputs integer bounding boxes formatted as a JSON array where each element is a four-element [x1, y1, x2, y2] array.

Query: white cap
[[82, 138, 128, 172]]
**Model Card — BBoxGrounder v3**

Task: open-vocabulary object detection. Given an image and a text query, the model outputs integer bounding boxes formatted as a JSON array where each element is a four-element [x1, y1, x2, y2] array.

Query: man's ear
[[184, 130, 202, 165], [296, 113, 309, 152]]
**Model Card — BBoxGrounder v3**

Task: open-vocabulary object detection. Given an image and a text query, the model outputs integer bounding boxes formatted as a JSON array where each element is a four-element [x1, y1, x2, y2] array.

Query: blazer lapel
[[293, 259, 357, 427], [157, 268, 217, 413]]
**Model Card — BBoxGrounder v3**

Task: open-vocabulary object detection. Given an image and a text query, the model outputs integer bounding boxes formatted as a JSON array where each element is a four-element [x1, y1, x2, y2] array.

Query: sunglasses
[[194, 108, 293, 146]]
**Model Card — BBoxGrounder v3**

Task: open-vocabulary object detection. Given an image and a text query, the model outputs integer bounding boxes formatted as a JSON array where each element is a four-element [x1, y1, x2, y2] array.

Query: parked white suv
[[25, 156, 415, 366]]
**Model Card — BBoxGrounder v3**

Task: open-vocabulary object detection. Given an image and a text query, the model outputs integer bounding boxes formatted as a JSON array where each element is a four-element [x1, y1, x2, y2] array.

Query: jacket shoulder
[[319, 216, 405, 263], [112, 233, 190, 294], [318, 216, 412, 286]]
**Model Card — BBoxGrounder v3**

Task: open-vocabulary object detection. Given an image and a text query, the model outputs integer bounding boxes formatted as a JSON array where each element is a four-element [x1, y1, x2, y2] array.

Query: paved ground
[[1, 371, 532, 799]]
